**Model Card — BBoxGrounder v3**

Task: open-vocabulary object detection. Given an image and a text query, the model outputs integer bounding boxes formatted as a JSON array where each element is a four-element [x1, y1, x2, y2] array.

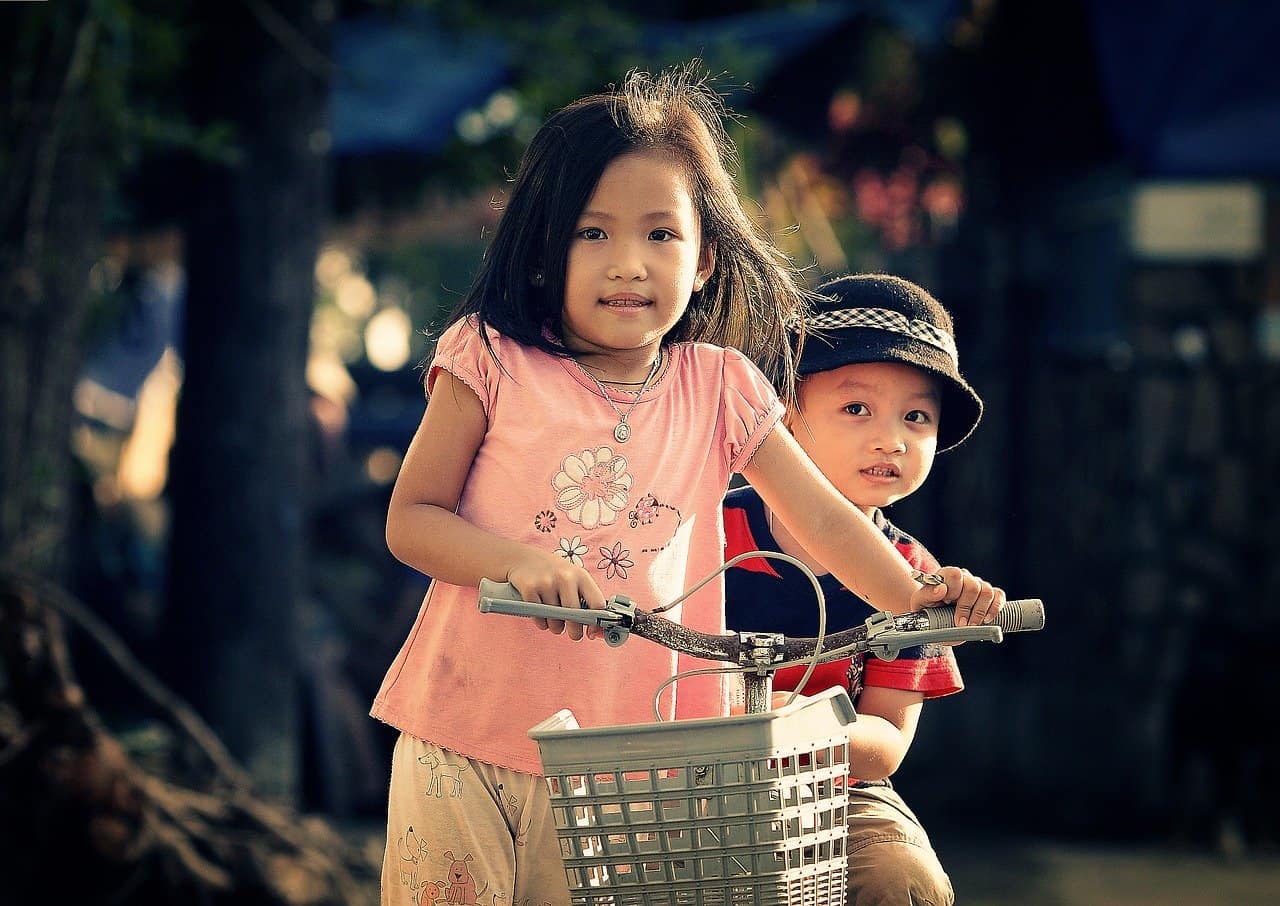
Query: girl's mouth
[[600, 294, 650, 308], [860, 464, 901, 480]]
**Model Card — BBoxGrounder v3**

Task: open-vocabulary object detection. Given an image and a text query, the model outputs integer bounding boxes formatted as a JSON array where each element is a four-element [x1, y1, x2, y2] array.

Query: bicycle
[[478, 557, 1044, 906]]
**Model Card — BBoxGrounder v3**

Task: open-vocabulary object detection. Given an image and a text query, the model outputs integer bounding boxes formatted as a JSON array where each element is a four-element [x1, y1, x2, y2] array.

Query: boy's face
[[786, 361, 940, 513]]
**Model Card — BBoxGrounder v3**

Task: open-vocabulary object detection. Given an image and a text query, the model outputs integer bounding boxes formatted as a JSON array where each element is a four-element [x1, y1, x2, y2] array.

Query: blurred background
[[3, 0, 1279, 903]]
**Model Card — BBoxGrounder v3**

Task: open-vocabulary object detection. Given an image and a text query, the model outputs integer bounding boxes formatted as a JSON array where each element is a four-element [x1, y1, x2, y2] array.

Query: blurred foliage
[[15, 1, 245, 226], [311, 235, 485, 379], [341, 0, 820, 204], [365, 238, 483, 334]]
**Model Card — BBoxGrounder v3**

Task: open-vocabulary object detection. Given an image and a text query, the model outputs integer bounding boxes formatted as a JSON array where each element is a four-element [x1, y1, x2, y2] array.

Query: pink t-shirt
[[371, 318, 785, 774]]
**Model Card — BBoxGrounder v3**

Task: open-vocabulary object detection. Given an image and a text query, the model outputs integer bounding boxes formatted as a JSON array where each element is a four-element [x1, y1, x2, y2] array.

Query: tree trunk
[[161, 0, 330, 798], [0, 1, 105, 575]]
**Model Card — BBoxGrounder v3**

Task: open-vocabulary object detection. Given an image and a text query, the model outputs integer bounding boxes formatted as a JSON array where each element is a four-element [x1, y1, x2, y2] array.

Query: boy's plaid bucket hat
[[797, 274, 983, 451]]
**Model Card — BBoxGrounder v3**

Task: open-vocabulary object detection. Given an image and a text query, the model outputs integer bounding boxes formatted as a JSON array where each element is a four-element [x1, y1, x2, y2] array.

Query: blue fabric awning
[[332, 12, 509, 155]]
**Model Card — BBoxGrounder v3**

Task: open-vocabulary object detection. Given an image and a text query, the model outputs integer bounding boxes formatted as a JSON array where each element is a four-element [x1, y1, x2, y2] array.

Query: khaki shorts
[[381, 733, 572, 906], [846, 781, 954, 906]]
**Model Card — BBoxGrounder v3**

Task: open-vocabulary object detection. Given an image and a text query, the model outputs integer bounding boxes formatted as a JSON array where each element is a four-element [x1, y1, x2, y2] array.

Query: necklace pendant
[[573, 351, 661, 446]]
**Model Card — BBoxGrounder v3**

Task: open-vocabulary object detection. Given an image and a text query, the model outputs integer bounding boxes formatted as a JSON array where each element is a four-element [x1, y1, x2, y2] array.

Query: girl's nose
[[607, 243, 647, 280]]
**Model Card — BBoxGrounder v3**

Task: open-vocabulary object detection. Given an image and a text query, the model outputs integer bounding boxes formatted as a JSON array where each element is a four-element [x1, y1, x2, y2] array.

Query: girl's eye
[[905, 410, 934, 424], [578, 227, 606, 241], [843, 403, 870, 416], [649, 228, 676, 241]]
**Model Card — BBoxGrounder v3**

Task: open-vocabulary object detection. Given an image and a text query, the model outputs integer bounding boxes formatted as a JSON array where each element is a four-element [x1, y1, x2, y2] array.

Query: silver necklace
[[573, 352, 662, 443]]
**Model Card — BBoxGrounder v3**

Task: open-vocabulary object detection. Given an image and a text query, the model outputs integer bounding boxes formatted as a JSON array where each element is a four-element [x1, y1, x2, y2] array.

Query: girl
[[373, 66, 997, 905]]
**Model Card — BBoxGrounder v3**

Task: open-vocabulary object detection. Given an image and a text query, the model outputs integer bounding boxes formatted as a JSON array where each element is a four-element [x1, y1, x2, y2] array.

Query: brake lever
[[863, 610, 1004, 661]]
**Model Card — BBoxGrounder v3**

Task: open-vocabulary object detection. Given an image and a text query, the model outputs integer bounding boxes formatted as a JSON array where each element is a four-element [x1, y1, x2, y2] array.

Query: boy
[[724, 273, 993, 906]]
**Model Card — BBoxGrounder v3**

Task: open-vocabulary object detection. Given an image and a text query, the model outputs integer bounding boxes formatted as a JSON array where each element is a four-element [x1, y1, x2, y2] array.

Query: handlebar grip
[[478, 578, 607, 626], [479, 578, 521, 602], [924, 598, 1044, 633]]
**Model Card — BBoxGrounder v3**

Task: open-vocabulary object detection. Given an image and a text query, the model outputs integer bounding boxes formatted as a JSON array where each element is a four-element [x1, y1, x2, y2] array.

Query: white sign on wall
[[1130, 182, 1265, 261]]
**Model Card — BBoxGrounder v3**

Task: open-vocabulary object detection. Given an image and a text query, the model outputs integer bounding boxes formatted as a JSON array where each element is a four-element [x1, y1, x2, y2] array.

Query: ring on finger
[[910, 569, 945, 586]]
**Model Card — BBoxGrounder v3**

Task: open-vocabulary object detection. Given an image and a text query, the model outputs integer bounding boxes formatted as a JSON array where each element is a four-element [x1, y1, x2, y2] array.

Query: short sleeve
[[905, 538, 941, 574], [882, 517, 941, 574], [427, 317, 500, 418], [721, 347, 785, 472], [863, 646, 963, 699]]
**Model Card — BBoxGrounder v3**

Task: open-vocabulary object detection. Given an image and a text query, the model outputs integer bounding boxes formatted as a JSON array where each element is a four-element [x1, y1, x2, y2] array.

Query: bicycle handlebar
[[477, 578, 1044, 666]]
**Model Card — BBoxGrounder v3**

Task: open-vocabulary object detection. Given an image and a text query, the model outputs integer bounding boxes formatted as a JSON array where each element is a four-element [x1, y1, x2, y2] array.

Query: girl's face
[[561, 149, 714, 375], [786, 361, 940, 514]]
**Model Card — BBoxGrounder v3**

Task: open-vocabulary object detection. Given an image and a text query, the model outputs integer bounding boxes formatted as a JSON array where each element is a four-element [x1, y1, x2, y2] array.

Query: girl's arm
[[385, 371, 606, 636], [742, 425, 991, 618]]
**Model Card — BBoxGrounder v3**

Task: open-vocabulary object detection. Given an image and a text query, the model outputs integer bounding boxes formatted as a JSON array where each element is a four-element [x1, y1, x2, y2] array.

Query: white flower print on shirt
[[553, 446, 632, 529], [556, 536, 589, 567]]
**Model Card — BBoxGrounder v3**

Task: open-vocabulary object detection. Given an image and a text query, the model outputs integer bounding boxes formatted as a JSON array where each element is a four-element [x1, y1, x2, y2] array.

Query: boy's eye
[[649, 228, 676, 241], [577, 227, 606, 241], [905, 409, 934, 424], [843, 403, 870, 416]]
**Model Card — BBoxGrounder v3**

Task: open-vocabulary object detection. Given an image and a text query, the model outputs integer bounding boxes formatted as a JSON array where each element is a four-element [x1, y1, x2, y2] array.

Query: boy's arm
[[385, 371, 607, 633], [845, 687, 925, 780]]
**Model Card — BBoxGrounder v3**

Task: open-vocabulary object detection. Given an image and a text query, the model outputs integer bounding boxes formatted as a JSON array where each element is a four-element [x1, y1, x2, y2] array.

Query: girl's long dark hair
[[448, 64, 811, 402]]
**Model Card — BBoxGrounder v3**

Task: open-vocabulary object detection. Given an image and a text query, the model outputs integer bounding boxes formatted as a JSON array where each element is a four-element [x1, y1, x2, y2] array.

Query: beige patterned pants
[[381, 733, 572, 906]]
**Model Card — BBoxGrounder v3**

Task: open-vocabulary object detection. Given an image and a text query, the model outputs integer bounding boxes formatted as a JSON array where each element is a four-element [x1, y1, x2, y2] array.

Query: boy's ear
[[694, 242, 716, 291]]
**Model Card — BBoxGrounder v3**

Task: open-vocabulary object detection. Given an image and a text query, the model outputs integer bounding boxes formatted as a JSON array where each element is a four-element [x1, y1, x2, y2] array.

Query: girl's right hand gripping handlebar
[[476, 578, 1045, 666]]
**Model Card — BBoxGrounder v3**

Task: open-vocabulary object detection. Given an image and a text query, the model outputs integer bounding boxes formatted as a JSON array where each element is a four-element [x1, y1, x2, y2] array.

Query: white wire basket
[[528, 686, 856, 906]]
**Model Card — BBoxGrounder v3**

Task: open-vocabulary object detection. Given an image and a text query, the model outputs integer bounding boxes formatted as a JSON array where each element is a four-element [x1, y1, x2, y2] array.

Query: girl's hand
[[908, 566, 1005, 627], [507, 553, 607, 641]]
